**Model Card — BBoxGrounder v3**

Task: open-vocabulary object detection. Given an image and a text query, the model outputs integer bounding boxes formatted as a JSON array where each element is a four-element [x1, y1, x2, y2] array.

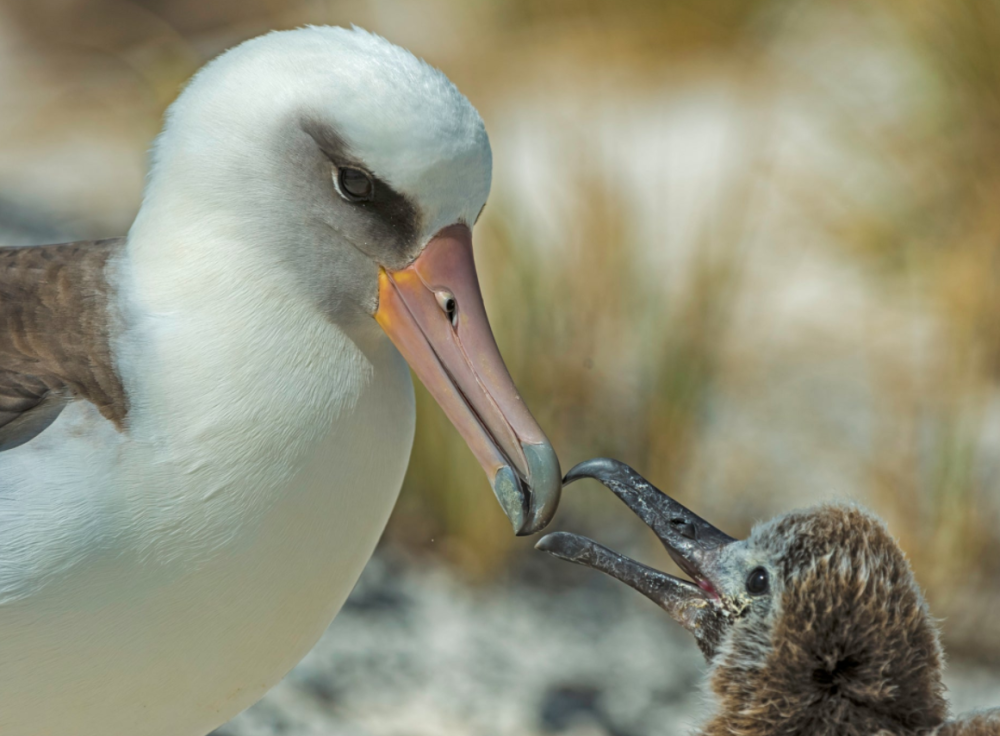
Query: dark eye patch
[[302, 118, 421, 259]]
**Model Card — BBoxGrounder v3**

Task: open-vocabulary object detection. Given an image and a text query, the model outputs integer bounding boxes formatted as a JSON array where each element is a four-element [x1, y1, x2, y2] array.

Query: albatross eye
[[746, 567, 769, 596], [337, 167, 374, 202]]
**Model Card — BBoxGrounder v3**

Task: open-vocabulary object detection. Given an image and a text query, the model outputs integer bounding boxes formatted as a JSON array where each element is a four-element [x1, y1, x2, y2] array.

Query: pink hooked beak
[[375, 224, 561, 535]]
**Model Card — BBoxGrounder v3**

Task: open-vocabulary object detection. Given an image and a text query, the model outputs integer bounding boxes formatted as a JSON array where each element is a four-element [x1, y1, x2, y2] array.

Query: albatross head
[[133, 26, 560, 535]]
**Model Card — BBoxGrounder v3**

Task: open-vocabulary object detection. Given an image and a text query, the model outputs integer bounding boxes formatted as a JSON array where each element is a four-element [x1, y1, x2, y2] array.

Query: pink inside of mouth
[[698, 579, 720, 599]]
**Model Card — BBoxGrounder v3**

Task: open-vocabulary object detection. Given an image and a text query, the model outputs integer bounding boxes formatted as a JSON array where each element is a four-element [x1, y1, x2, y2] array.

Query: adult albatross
[[0, 27, 561, 736]]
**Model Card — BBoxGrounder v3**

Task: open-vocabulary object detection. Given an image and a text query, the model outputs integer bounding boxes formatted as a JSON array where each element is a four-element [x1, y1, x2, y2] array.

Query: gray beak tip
[[534, 531, 589, 561], [563, 457, 631, 487], [514, 442, 563, 536], [518, 496, 561, 536], [534, 532, 562, 553], [492, 466, 526, 534]]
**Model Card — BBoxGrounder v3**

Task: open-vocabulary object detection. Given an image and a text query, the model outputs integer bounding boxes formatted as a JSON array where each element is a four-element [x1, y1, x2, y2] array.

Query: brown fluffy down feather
[[699, 506, 998, 736], [934, 712, 1000, 735]]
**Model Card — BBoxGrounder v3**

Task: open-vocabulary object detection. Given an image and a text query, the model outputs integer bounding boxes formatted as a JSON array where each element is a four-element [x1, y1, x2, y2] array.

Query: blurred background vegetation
[[1, 0, 1000, 668]]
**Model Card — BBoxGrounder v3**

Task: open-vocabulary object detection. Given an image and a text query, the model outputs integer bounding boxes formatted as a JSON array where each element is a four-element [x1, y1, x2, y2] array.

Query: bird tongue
[[698, 579, 720, 599]]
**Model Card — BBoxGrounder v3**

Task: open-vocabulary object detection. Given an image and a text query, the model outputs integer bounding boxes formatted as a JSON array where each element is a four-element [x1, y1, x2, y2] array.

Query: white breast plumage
[[0, 24, 561, 736]]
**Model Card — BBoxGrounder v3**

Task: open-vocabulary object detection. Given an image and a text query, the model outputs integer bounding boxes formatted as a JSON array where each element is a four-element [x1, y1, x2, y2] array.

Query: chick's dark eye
[[746, 567, 769, 596], [338, 167, 374, 201]]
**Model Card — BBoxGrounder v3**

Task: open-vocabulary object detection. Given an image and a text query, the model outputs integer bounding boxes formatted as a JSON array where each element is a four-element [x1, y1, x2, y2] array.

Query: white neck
[[112, 219, 412, 546]]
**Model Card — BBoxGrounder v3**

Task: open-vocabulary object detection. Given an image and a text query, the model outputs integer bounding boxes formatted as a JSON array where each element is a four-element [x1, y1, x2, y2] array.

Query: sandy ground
[[213, 548, 1000, 736]]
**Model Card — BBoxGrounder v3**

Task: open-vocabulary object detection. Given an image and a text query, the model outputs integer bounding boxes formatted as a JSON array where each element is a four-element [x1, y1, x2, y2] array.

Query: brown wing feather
[[0, 238, 127, 450]]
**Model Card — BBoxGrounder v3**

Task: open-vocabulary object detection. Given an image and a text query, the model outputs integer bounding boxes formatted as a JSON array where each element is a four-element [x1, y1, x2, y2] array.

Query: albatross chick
[[538, 458, 1000, 736]]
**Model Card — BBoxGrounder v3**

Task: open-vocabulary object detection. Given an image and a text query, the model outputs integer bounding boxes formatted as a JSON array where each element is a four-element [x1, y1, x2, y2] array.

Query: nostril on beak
[[435, 289, 458, 328], [672, 517, 697, 540]]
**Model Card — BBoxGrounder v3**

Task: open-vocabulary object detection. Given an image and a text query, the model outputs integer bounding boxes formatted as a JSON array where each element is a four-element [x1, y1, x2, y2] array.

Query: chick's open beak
[[536, 458, 735, 654], [375, 224, 561, 535]]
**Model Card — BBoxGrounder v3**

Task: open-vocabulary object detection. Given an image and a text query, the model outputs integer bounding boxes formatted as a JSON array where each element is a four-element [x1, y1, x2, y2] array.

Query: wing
[[0, 238, 127, 451]]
